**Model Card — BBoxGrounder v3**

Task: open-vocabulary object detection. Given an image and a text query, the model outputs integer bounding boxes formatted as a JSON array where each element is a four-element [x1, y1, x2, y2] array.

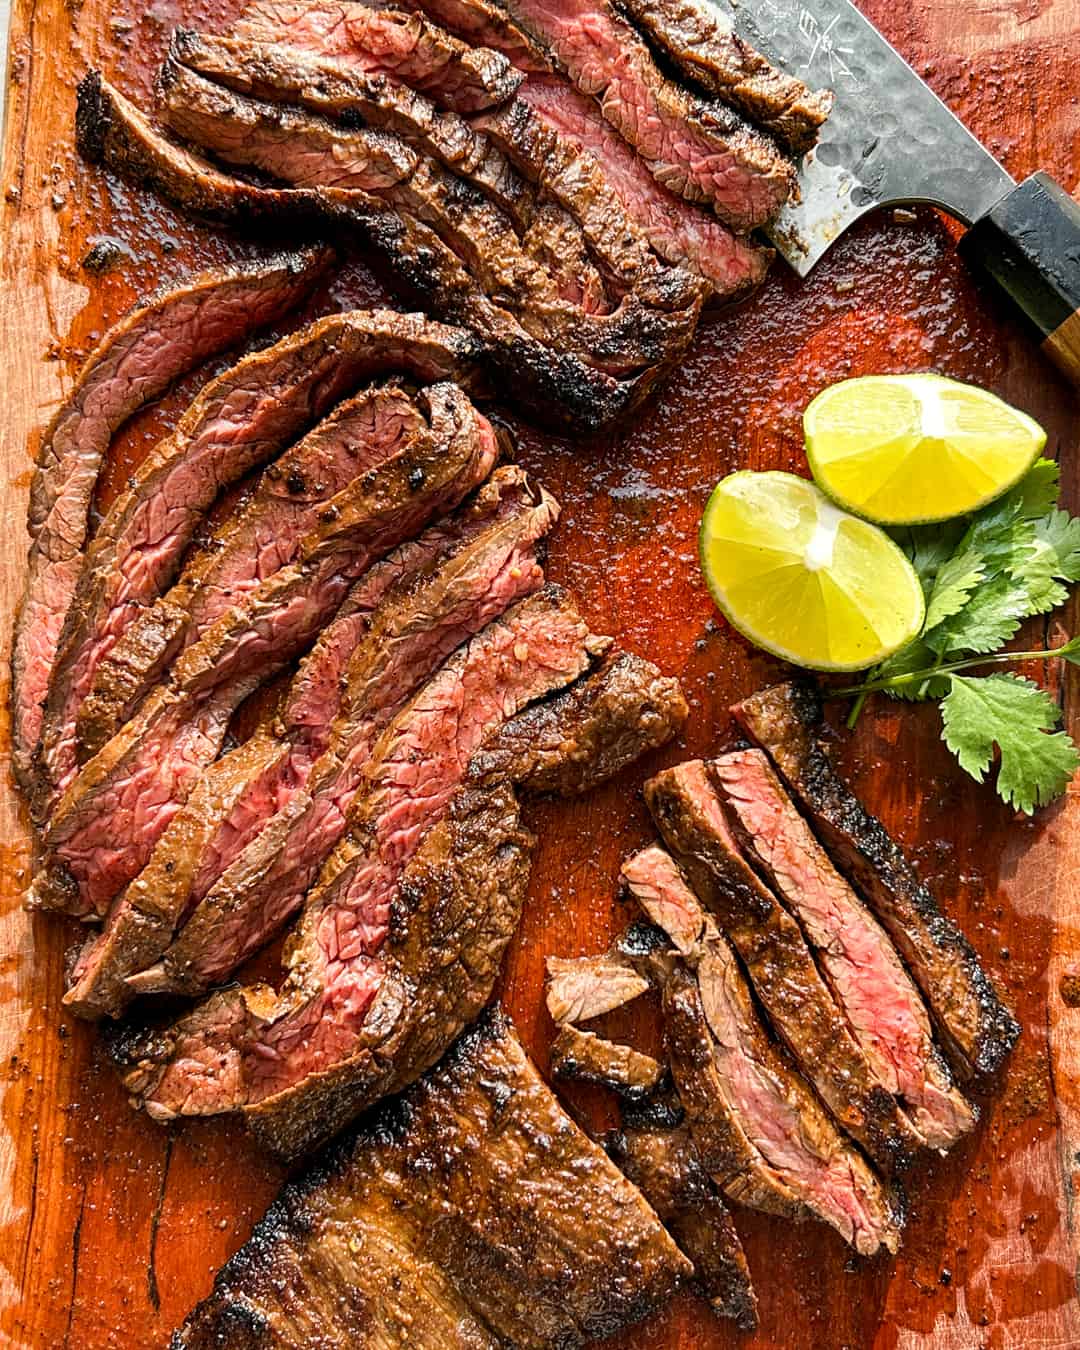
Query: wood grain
[[0, 1, 1078, 1346]]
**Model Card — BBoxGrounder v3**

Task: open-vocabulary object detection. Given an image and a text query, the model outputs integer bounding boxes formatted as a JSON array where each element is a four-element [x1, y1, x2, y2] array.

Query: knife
[[726, 0, 1080, 389]]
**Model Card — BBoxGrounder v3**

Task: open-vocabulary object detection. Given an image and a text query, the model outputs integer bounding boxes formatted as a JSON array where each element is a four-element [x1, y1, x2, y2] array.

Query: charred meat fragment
[[172, 1010, 690, 1349], [607, 1117, 758, 1330], [545, 952, 651, 1024], [733, 681, 1020, 1081], [550, 1023, 664, 1100]]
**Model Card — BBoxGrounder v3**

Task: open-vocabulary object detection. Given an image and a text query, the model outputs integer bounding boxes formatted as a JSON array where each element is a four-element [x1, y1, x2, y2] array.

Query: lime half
[[700, 471, 924, 671], [805, 373, 1046, 525]]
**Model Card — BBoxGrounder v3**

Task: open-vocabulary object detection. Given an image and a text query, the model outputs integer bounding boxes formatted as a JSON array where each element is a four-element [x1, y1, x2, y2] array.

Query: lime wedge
[[700, 471, 925, 671], [804, 373, 1046, 525]]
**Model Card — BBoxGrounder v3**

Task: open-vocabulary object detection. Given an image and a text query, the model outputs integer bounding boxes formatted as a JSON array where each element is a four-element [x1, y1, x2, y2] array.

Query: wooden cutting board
[[1, 1, 1078, 1345]]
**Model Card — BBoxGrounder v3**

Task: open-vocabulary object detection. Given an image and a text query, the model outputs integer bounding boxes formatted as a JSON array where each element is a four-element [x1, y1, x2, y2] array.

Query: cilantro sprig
[[836, 460, 1080, 814]]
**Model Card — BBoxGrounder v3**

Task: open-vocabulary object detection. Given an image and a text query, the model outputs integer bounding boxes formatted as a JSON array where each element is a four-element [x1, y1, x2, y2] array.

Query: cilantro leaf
[[925, 572, 1035, 655], [1002, 457, 1060, 520], [940, 673, 1079, 814], [923, 546, 985, 630], [873, 638, 950, 701]]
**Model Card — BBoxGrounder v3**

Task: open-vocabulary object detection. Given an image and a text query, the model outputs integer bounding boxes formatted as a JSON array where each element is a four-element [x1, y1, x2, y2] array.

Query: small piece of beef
[[514, 76, 771, 297], [713, 749, 975, 1152], [615, 0, 832, 155], [119, 588, 608, 1157], [77, 73, 671, 434], [32, 386, 496, 919], [545, 952, 650, 1024], [119, 468, 556, 999], [550, 1024, 663, 1099], [171, 1010, 690, 1349], [236, 0, 524, 113], [171, 30, 536, 230], [408, 0, 553, 73], [645, 760, 920, 1172], [11, 249, 328, 789], [733, 681, 1020, 1082], [607, 1119, 757, 1330], [470, 650, 687, 794], [665, 956, 903, 1256], [77, 382, 423, 760], [496, 0, 795, 228], [34, 302, 480, 812], [159, 62, 698, 378], [621, 844, 711, 956]]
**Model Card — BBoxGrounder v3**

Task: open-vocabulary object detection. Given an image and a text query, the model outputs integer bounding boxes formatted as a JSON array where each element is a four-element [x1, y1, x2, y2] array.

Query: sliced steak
[[407, 0, 553, 73], [495, 0, 795, 228], [236, 0, 524, 113], [159, 62, 698, 377], [171, 30, 536, 230], [545, 952, 650, 1024], [713, 749, 975, 1152], [733, 681, 1020, 1081], [607, 1117, 757, 1330], [32, 386, 496, 919], [550, 1024, 664, 1100], [469, 650, 687, 795], [171, 1010, 690, 1349], [615, 0, 832, 156], [66, 467, 547, 1020], [621, 843, 711, 957], [665, 954, 903, 1256], [645, 760, 920, 1172], [513, 76, 771, 297], [35, 303, 480, 810], [77, 382, 423, 760], [11, 250, 328, 788], [118, 587, 607, 1157], [78, 73, 669, 433], [118, 468, 556, 999]]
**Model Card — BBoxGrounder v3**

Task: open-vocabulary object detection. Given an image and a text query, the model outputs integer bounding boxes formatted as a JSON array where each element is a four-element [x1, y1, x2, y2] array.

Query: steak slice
[[645, 760, 920, 1172], [117, 588, 606, 1156], [512, 76, 771, 298], [171, 1010, 690, 1349], [171, 30, 536, 231], [469, 650, 687, 795], [733, 681, 1020, 1081], [607, 1117, 757, 1330], [78, 73, 669, 433], [120, 468, 557, 998], [550, 1024, 664, 1100], [34, 303, 480, 811], [32, 386, 496, 919], [407, 0, 553, 73], [236, 0, 524, 114], [159, 63, 698, 377], [615, 0, 833, 156], [77, 382, 423, 760], [665, 955, 903, 1256], [545, 952, 650, 1023], [713, 749, 976, 1152], [495, 0, 796, 228], [11, 249, 328, 788]]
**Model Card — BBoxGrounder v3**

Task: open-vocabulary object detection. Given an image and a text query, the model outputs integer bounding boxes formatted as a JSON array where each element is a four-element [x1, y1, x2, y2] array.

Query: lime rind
[[804, 374, 1047, 526], [699, 471, 925, 672]]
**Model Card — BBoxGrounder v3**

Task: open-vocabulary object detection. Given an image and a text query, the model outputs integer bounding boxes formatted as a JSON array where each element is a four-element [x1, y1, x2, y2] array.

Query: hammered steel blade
[[717, 0, 1016, 273]]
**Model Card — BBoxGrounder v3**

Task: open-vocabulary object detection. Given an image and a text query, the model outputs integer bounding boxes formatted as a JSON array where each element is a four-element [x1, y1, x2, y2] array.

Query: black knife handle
[[958, 173, 1080, 390]]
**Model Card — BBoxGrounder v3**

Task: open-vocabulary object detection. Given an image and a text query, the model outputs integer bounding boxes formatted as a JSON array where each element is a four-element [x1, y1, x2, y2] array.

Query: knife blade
[[720, 0, 1080, 388]]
